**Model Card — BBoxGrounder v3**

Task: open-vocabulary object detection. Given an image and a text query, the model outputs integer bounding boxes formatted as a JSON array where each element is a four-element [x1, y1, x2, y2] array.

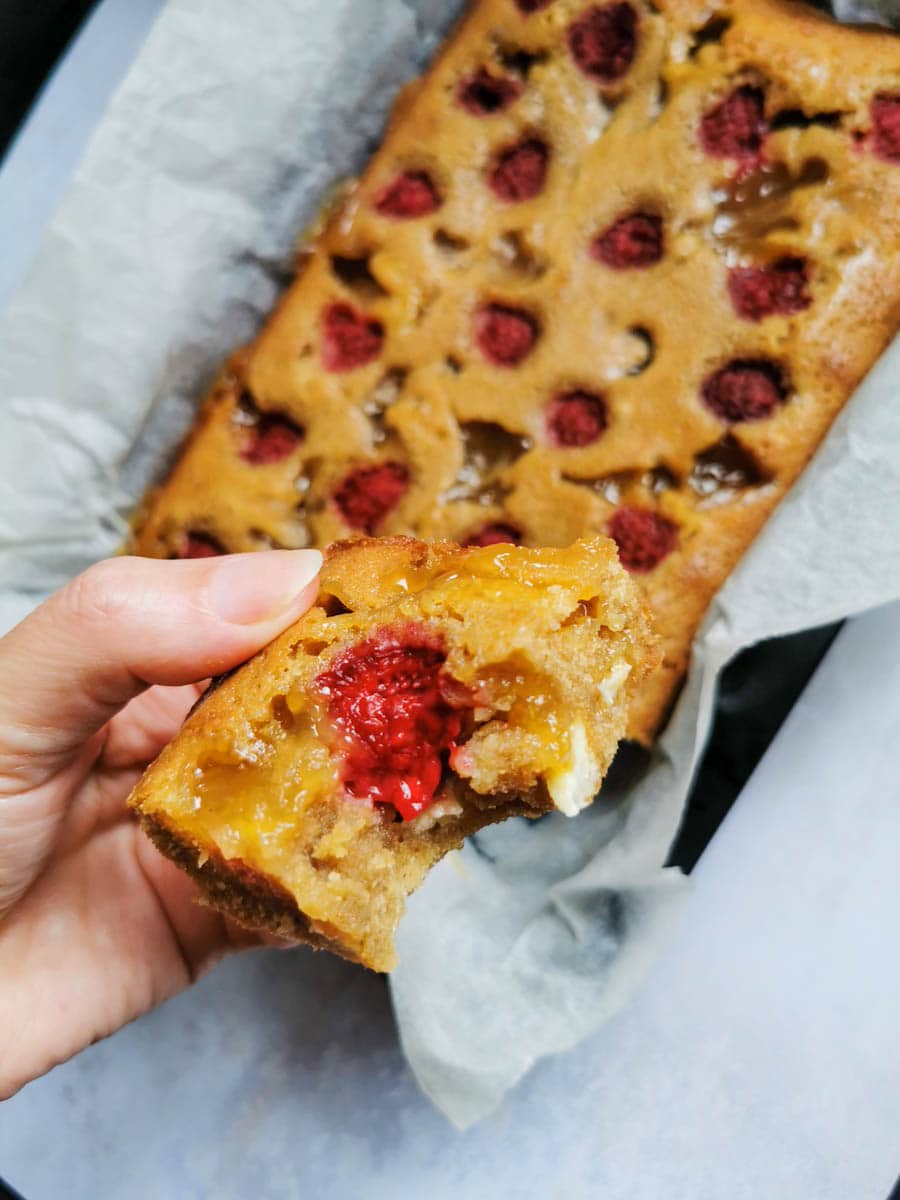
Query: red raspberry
[[315, 625, 472, 820], [609, 507, 677, 572], [374, 171, 441, 218], [515, 0, 554, 10], [321, 303, 384, 372], [488, 138, 549, 203], [727, 257, 811, 322], [702, 359, 786, 423], [457, 68, 522, 116], [567, 3, 638, 83], [463, 522, 523, 547], [240, 414, 305, 465], [179, 533, 224, 559], [334, 462, 409, 534], [871, 94, 900, 164], [592, 212, 662, 269], [546, 391, 608, 447], [700, 85, 766, 162], [474, 303, 539, 366]]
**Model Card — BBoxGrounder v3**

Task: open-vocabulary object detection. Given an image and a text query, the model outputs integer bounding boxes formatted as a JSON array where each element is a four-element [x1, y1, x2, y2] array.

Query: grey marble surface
[[4, 603, 900, 1198]]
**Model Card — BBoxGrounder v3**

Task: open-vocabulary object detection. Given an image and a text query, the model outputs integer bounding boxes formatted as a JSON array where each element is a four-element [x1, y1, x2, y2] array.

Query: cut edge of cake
[[130, 535, 660, 970]]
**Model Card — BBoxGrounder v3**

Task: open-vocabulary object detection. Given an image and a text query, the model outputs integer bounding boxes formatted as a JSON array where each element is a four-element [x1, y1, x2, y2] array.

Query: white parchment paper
[[0, 0, 897, 1128]]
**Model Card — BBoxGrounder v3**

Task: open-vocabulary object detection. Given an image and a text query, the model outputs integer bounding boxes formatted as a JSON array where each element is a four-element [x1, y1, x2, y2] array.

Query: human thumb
[[0, 550, 322, 789]]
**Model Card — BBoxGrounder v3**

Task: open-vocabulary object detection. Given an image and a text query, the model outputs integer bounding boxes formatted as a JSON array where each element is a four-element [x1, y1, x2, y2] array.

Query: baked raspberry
[[474, 303, 539, 366], [316, 625, 471, 820], [592, 212, 662, 269], [609, 507, 677, 572], [334, 462, 409, 534], [700, 85, 766, 163], [321, 303, 384, 372], [567, 3, 638, 84], [240, 414, 305, 465], [457, 68, 522, 116], [727, 257, 811, 321], [702, 359, 787, 423], [374, 171, 441, 218], [515, 0, 555, 10], [488, 138, 549, 203], [179, 532, 224, 559], [871, 94, 900, 164], [547, 390, 608, 447], [463, 522, 523, 547]]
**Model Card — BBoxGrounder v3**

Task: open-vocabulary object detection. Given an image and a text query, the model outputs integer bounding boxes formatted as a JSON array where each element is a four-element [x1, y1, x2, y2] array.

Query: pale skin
[[0, 549, 322, 1100]]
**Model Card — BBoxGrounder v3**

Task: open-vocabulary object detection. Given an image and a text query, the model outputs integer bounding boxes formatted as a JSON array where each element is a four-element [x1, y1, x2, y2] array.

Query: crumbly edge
[[130, 536, 643, 970], [138, 795, 542, 973]]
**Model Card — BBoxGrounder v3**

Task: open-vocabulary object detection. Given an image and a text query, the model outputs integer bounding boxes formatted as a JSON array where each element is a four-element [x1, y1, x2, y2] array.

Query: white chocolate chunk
[[409, 797, 464, 833], [546, 720, 602, 818], [599, 659, 631, 706]]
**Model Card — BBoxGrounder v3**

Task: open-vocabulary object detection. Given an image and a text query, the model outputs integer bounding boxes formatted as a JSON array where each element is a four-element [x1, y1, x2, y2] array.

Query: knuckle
[[61, 559, 133, 628]]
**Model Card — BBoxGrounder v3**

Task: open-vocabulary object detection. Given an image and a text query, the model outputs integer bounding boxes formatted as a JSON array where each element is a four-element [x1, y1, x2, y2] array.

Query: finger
[[133, 837, 296, 961], [53, 687, 208, 865], [100, 683, 206, 771], [0, 551, 321, 789], [0, 820, 291, 1098]]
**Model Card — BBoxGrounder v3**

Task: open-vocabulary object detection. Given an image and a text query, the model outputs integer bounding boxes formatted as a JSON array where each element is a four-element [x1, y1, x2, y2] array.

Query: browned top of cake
[[132, 0, 900, 740]]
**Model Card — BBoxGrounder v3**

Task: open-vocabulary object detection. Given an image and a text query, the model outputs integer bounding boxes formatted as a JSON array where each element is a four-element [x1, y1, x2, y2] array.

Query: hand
[[0, 550, 321, 1099]]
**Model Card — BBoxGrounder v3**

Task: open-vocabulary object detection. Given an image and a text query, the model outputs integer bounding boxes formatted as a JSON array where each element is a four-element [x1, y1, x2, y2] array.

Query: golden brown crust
[[140, 797, 539, 969], [141, 810, 354, 958], [131, 0, 900, 740]]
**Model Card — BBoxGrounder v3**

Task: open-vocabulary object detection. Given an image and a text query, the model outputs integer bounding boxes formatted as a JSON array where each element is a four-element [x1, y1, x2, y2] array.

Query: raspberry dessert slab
[[132, 0, 900, 741], [129, 536, 658, 971]]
